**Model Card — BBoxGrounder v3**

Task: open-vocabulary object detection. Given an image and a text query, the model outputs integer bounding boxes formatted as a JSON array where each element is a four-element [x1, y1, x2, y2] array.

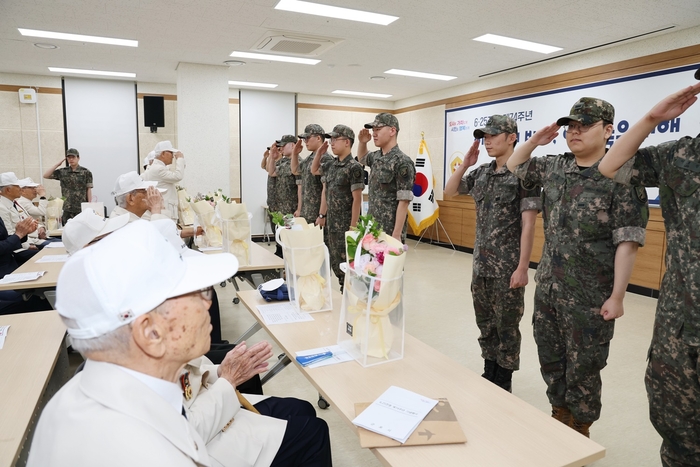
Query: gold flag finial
[[421, 131, 425, 140]]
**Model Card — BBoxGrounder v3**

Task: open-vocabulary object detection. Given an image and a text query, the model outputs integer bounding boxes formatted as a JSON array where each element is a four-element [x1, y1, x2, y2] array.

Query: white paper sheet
[[256, 302, 314, 325], [35, 254, 69, 263], [43, 241, 65, 248], [0, 271, 46, 284], [352, 386, 438, 443], [0, 325, 10, 349], [296, 345, 353, 368], [198, 246, 222, 252]]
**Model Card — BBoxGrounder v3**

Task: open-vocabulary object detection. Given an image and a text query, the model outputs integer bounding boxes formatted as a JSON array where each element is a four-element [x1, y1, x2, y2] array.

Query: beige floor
[[216, 240, 663, 467]]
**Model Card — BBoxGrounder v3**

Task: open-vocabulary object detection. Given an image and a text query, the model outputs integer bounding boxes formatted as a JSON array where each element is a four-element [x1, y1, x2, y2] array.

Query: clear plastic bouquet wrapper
[[276, 218, 333, 312], [338, 214, 407, 367], [218, 198, 251, 267], [46, 197, 64, 231], [190, 193, 222, 248], [176, 186, 195, 226]]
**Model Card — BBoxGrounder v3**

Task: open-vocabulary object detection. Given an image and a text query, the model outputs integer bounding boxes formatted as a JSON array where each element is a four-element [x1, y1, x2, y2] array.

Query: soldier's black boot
[[481, 359, 497, 382], [493, 364, 513, 392]]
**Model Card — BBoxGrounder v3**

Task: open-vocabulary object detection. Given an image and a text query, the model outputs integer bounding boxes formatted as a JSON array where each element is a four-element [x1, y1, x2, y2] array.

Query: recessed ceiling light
[[19, 28, 137, 47], [473, 34, 562, 54], [229, 51, 320, 65], [224, 60, 246, 66], [275, 0, 398, 26], [332, 90, 392, 98], [370, 76, 386, 80], [48, 67, 136, 78], [228, 81, 278, 89], [34, 42, 58, 49], [384, 69, 457, 81]]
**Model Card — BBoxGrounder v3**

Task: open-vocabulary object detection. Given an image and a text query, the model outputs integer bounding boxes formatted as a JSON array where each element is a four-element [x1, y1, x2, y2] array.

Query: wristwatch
[[317, 214, 326, 219]]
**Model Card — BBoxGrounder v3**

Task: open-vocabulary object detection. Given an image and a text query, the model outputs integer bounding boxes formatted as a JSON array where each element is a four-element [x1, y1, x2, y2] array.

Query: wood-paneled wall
[[418, 197, 665, 290]]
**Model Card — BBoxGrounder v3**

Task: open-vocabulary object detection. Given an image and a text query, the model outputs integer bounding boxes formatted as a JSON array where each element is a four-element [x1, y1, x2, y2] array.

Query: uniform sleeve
[[319, 158, 332, 177], [610, 184, 649, 247], [364, 151, 375, 168], [350, 163, 365, 192], [48, 167, 62, 181], [457, 169, 477, 195], [518, 180, 542, 212], [86, 169, 94, 188], [396, 158, 415, 201], [511, 156, 547, 188], [614, 139, 683, 187]]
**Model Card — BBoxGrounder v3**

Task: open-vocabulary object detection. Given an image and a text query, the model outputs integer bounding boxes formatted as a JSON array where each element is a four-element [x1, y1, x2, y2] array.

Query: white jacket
[[141, 158, 185, 221]]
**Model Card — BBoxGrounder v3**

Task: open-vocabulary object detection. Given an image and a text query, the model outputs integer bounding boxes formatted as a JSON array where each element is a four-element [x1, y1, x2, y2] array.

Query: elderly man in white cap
[[0, 172, 41, 263], [52, 220, 333, 467], [141, 141, 186, 221], [110, 171, 170, 222], [16, 178, 47, 221]]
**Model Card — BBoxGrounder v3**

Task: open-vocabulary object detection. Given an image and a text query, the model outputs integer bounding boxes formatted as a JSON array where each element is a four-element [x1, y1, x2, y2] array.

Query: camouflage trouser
[[533, 284, 613, 423], [62, 210, 81, 222], [471, 275, 524, 370], [645, 314, 700, 467], [327, 231, 346, 287]]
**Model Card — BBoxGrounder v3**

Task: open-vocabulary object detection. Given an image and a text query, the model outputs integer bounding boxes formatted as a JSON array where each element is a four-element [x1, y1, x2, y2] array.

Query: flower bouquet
[[338, 214, 407, 366], [217, 196, 251, 266], [176, 185, 195, 226], [189, 193, 222, 248], [276, 217, 332, 312], [46, 196, 64, 231]]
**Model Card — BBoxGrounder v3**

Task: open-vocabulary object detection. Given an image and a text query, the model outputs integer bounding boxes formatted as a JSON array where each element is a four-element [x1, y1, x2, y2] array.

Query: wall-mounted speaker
[[143, 95, 165, 133]]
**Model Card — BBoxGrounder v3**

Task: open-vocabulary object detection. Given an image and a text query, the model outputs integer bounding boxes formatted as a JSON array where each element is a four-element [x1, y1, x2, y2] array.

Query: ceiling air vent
[[253, 32, 342, 56]]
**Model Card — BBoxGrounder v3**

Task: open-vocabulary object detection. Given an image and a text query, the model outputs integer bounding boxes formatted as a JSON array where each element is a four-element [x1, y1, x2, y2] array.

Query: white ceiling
[[2, 0, 700, 102]]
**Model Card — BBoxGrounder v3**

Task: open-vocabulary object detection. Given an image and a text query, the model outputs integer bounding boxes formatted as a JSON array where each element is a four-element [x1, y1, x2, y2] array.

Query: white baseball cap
[[147, 150, 156, 162], [56, 220, 238, 339], [112, 171, 164, 197], [154, 140, 179, 156], [63, 209, 131, 255], [18, 177, 40, 188], [0, 172, 20, 187]]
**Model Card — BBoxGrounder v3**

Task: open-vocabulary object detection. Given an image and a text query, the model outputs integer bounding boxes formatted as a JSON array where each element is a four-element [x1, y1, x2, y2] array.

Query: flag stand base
[[414, 218, 455, 250]]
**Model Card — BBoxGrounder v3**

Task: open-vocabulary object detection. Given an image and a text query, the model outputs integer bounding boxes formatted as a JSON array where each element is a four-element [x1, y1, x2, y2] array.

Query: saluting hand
[[293, 139, 304, 155], [461, 140, 480, 169], [647, 82, 700, 123], [317, 141, 329, 156], [358, 128, 371, 144], [528, 123, 560, 147]]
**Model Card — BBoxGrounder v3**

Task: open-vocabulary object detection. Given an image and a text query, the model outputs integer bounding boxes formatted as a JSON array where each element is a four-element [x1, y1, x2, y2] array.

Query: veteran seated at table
[[55, 219, 333, 467]]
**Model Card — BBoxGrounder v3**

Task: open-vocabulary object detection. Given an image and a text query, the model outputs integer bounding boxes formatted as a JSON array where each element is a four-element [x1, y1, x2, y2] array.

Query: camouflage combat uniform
[[364, 145, 415, 242], [615, 136, 700, 466], [512, 154, 648, 423], [48, 165, 93, 221], [319, 155, 364, 284], [298, 152, 332, 224], [266, 171, 277, 229], [458, 161, 540, 371], [274, 157, 300, 216]]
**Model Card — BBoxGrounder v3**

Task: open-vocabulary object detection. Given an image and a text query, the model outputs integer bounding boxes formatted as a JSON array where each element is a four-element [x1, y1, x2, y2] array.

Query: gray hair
[[115, 193, 129, 208]]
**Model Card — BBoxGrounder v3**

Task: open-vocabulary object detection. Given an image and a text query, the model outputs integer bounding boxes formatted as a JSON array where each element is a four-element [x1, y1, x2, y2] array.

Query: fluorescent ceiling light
[[229, 51, 319, 65], [473, 34, 562, 54], [332, 90, 392, 98], [48, 67, 136, 78], [384, 69, 457, 81], [275, 0, 398, 26], [228, 80, 278, 89], [19, 28, 137, 47]]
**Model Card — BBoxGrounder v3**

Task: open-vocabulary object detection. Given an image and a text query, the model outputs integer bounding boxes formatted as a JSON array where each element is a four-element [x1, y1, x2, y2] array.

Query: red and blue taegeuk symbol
[[412, 173, 428, 197]]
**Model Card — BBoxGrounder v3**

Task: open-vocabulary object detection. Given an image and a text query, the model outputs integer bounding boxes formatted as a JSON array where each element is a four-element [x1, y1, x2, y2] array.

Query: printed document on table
[[257, 302, 314, 325], [0, 271, 46, 284], [0, 325, 10, 350], [296, 345, 353, 368], [352, 386, 438, 443], [35, 254, 69, 263], [44, 241, 65, 248]]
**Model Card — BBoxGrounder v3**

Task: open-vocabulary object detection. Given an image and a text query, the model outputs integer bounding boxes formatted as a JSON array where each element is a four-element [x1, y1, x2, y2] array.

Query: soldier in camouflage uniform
[[599, 77, 700, 467], [357, 113, 416, 242], [311, 125, 364, 288], [506, 98, 649, 437], [292, 124, 333, 225], [267, 135, 301, 218], [43, 148, 93, 221], [444, 115, 541, 393]]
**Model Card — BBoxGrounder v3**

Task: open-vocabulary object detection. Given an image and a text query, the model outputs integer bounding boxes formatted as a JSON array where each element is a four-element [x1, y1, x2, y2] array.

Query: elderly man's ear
[[131, 313, 168, 358]]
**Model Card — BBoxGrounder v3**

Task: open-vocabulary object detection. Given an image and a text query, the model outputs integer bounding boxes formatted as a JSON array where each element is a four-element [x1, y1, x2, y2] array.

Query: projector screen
[[63, 78, 139, 213]]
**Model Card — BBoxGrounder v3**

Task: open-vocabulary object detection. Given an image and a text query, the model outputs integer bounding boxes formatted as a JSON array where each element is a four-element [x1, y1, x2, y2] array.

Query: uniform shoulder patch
[[351, 165, 364, 180], [633, 185, 648, 205], [520, 179, 537, 191], [397, 163, 412, 181]]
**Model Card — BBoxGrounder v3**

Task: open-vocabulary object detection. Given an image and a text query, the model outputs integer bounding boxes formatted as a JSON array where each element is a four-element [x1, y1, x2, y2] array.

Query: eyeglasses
[[173, 286, 214, 301], [565, 121, 602, 134], [330, 137, 348, 143]]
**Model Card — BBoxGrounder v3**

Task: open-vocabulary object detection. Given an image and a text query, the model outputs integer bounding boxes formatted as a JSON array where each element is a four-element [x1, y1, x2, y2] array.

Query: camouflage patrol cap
[[557, 97, 615, 126], [473, 115, 518, 139], [298, 124, 325, 139], [275, 135, 298, 147], [66, 148, 80, 157], [364, 113, 400, 131], [324, 124, 355, 142]]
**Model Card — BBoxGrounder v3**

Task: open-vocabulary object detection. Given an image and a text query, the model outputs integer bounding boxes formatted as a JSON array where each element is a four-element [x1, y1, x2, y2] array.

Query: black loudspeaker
[[143, 95, 165, 133]]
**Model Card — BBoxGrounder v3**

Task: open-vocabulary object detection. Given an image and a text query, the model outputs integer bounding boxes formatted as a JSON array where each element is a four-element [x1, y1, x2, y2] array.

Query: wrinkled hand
[[38, 226, 47, 240], [293, 139, 304, 155], [600, 297, 624, 321], [358, 128, 371, 144], [218, 341, 273, 387], [36, 185, 46, 197], [462, 140, 480, 168], [648, 83, 700, 123], [145, 186, 163, 213], [15, 217, 38, 238], [174, 151, 184, 159], [509, 268, 528, 289], [529, 123, 560, 146]]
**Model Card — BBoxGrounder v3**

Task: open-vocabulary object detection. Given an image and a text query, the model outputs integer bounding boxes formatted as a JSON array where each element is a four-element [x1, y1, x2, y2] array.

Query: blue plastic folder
[[295, 351, 333, 367]]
